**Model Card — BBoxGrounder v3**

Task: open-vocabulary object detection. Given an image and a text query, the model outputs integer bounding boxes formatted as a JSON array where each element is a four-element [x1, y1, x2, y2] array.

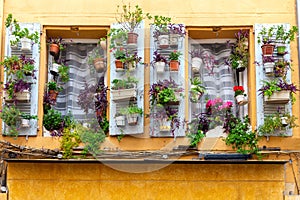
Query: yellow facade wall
[[6, 161, 285, 200]]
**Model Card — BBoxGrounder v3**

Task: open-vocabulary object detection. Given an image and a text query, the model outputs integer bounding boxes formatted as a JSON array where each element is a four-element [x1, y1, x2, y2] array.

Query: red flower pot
[[261, 44, 274, 56], [50, 44, 60, 57], [169, 60, 179, 71]]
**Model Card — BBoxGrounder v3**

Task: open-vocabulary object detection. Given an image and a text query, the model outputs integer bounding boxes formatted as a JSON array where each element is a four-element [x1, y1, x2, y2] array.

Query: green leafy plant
[[152, 15, 172, 38], [88, 47, 104, 65], [0, 106, 21, 137], [43, 109, 63, 131], [111, 77, 138, 90], [187, 130, 205, 147], [47, 81, 63, 92], [58, 64, 70, 83], [190, 77, 205, 102], [275, 25, 298, 44], [257, 26, 275, 44], [20, 113, 37, 120], [169, 50, 182, 61], [108, 28, 128, 48], [120, 105, 143, 115]]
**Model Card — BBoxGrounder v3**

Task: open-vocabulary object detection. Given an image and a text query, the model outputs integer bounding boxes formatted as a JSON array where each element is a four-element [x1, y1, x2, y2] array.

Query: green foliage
[[58, 64, 70, 83], [169, 51, 182, 61], [0, 106, 21, 137], [120, 105, 143, 115], [187, 130, 205, 147], [20, 113, 37, 120], [224, 116, 260, 155], [47, 81, 63, 91], [111, 77, 138, 90], [43, 109, 63, 131], [108, 29, 128, 49], [61, 123, 81, 159], [158, 88, 177, 105], [190, 77, 205, 102], [257, 26, 275, 44], [152, 15, 171, 33], [275, 25, 298, 44]]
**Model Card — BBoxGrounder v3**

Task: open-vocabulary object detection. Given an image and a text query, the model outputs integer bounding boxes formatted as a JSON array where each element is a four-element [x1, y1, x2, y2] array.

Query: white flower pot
[[155, 61, 166, 73], [20, 38, 32, 51], [16, 90, 31, 101], [111, 88, 136, 102], [281, 117, 288, 127], [100, 40, 106, 50], [264, 90, 290, 104], [21, 118, 30, 128], [235, 95, 248, 105], [158, 35, 169, 49], [51, 63, 60, 75], [126, 114, 139, 126], [115, 115, 126, 127], [169, 34, 179, 48], [191, 57, 203, 73], [159, 119, 171, 132], [127, 62, 136, 71], [264, 62, 274, 75]]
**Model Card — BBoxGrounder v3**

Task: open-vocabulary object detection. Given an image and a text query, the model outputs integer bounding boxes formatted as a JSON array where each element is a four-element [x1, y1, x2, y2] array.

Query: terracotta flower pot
[[127, 32, 138, 47], [93, 58, 106, 73], [48, 90, 59, 101], [169, 60, 179, 71], [115, 60, 124, 71], [50, 44, 60, 57], [261, 44, 275, 56]]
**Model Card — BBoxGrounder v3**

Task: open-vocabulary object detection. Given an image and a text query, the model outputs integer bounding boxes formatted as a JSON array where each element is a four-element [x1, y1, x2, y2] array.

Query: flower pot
[[21, 118, 30, 128], [191, 57, 202, 73], [169, 34, 179, 48], [126, 113, 139, 126], [126, 62, 136, 71], [15, 90, 31, 102], [276, 44, 286, 55], [155, 61, 166, 73], [127, 32, 138, 48], [50, 44, 60, 57], [93, 57, 106, 73], [115, 115, 126, 127], [189, 90, 203, 103], [274, 65, 287, 77], [159, 119, 171, 132], [48, 90, 59, 101], [264, 62, 274, 75], [169, 60, 179, 71], [264, 90, 290, 104], [281, 117, 288, 127], [20, 38, 31, 51], [235, 95, 248, 105], [158, 34, 169, 49], [261, 44, 275, 56], [100, 40, 106, 50], [115, 60, 124, 71], [236, 61, 246, 72], [50, 63, 60, 75], [111, 88, 137, 102]]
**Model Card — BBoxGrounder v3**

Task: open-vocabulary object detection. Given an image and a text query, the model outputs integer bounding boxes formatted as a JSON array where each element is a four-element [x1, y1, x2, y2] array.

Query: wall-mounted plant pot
[[261, 44, 275, 56], [20, 38, 32, 52], [169, 34, 179, 48], [111, 88, 136, 102], [93, 57, 106, 73], [263, 62, 274, 75], [100, 40, 107, 50], [115, 115, 126, 127], [189, 90, 203, 103], [4, 90, 30, 102], [50, 63, 60, 75], [169, 60, 179, 71], [48, 90, 59, 101], [191, 57, 202, 73], [235, 95, 248, 105], [264, 90, 290, 104], [276, 44, 286, 55], [126, 113, 139, 126], [155, 61, 166, 73], [115, 60, 124, 71], [127, 32, 138, 48], [21, 118, 30, 128], [281, 117, 288, 127], [50, 44, 60, 57], [126, 62, 136, 71], [158, 34, 169, 49], [236, 61, 246, 72]]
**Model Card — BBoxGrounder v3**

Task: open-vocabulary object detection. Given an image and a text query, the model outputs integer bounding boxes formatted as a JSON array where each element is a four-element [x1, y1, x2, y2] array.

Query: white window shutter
[[255, 23, 292, 136], [4, 23, 40, 137]]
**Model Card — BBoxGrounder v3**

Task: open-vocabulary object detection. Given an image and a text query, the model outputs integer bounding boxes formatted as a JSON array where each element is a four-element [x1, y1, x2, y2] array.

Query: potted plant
[[262, 56, 275, 75], [152, 15, 172, 49], [235, 29, 249, 50], [58, 63, 70, 83], [0, 106, 21, 137], [99, 37, 107, 50], [123, 52, 142, 71], [169, 50, 182, 71], [257, 26, 276, 56], [111, 48, 126, 70], [47, 81, 63, 102], [47, 37, 65, 59], [88, 47, 106, 73], [110, 77, 138, 101], [114, 113, 126, 127], [0, 55, 21, 76], [233, 85, 248, 105], [108, 28, 128, 49], [19, 54, 35, 78], [275, 25, 298, 54], [151, 50, 167, 73], [258, 79, 298, 104], [189, 49, 203, 73], [4, 79, 32, 102], [20, 113, 37, 128], [274, 59, 290, 77], [187, 113, 209, 146], [121, 105, 143, 126], [190, 77, 205, 103], [168, 23, 186, 48], [43, 108, 63, 131], [116, 3, 152, 47], [17, 27, 39, 51]]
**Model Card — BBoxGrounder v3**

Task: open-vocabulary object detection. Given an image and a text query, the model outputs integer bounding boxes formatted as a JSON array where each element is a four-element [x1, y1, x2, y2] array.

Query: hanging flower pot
[[127, 32, 138, 48], [276, 44, 286, 55], [281, 117, 288, 127], [261, 44, 275, 56], [93, 58, 106, 73], [235, 95, 248, 105], [15, 89, 31, 101], [169, 60, 179, 71], [20, 38, 32, 51], [169, 34, 179, 48], [191, 57, 203, 73], [236, 61, 246, 72], [115, 60, 124, 71], [126, 113, 139, 126], [264, 62, 275, 75], [264, 90, 290, 104], [111, 88, 137, 101], [158, 34, 169, 49], [159, 119, 171, 132], [21, 118, 30, 128], [49, 43, 60, 57], [126, 62, 136, 71], [100, 40, 107, 50], [50, 63, 60, 75], [155, 61, 166, 73], [48, 90, 59, 101], [115, 115, 126, 127], [189, 88, 203, 103]]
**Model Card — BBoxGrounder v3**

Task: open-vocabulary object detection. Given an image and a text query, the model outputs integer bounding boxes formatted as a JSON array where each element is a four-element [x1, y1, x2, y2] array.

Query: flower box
[[115, 115, 126, 127], [111, 88, 136, 102], [126, 113, 139, 126], [21, 118, 30, 128], [4, 90, 31, 102], [264, 90, 290, 104]]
